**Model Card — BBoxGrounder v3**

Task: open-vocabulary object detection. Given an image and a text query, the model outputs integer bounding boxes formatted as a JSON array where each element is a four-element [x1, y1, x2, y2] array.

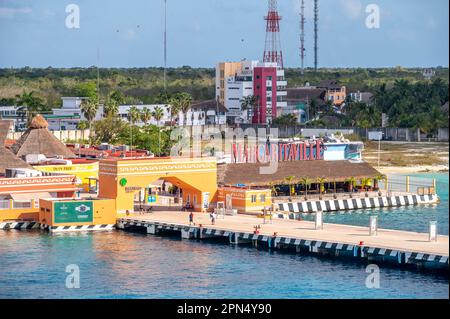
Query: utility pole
[[314, 0, 319, 72], [300, 0, 305, 75], [163, 0, 167, 92]]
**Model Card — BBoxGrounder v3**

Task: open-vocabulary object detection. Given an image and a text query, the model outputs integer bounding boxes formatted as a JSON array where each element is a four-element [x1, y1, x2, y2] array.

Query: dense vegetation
[[1, 67, 448, 138], [1, 66, 448, 107]]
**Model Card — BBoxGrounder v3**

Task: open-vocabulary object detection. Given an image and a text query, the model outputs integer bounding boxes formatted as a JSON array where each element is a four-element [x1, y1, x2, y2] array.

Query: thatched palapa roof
[[218, 160, 381, 187], [10, 115, 76, 159], [0, 120, 33, 174]]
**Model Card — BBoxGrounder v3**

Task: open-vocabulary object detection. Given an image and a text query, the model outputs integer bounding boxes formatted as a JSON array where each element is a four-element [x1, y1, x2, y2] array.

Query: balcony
[[277, 81, 287, 87]]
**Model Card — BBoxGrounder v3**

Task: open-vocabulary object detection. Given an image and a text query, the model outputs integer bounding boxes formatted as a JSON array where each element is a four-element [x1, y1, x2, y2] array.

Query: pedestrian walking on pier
[[211, 212, 216, 225], [189, 212, 194, 226]]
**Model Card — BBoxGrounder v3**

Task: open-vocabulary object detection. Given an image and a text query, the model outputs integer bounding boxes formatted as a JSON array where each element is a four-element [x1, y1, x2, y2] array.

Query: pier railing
[[272, 190, 409, 203]]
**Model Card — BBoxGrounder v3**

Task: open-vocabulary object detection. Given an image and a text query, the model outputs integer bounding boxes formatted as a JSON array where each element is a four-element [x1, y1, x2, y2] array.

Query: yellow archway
[[98, 157, 217, 215]]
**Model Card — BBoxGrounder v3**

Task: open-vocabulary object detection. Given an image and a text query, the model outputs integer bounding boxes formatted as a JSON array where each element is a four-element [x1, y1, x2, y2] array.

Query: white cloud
[[339, 0, 363, 20], [0, 7, 32, 18]]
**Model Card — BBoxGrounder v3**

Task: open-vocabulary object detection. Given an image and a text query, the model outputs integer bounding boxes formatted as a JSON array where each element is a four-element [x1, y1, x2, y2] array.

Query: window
[[251, 195, 257, 203], [260, 194, 266, 202]]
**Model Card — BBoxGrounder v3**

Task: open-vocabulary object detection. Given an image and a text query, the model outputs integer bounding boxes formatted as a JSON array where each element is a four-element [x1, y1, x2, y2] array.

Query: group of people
[[188, 211, 217, 226]]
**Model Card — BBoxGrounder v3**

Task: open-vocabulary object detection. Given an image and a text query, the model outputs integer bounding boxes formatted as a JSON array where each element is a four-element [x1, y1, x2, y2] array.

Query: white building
[[0, 106, 27, 131], [118, 104, 171, 126], [217, 60, 287, 124], [48, 97, 104, 131]]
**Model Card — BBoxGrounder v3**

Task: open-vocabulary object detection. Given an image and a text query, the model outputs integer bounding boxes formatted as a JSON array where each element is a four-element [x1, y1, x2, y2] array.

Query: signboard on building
[[231, 141, 324, 164], [54, 201, 93, 224], [202, 192, 210, 209]]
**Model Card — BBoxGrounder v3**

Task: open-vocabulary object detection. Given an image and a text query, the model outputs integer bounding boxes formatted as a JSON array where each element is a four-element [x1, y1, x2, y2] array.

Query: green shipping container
[[54, 201, 94, 224]]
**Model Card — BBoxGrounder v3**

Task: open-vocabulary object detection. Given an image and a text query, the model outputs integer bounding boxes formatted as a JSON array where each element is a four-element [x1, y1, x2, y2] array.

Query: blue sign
[[148, 195, 157, 203]]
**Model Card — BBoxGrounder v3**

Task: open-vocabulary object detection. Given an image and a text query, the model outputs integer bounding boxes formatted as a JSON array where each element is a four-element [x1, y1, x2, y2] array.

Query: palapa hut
[[10, 115, 76, 159], [0, 120, 33, 175], [218, 160, 381, 190]]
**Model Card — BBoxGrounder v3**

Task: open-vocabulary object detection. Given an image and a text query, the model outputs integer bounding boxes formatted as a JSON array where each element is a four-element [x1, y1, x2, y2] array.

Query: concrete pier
[[118, 212, 449, 272]]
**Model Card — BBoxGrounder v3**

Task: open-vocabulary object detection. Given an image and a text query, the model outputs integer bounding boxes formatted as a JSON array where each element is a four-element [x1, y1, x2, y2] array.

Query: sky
[[0, 0, 448, 68]]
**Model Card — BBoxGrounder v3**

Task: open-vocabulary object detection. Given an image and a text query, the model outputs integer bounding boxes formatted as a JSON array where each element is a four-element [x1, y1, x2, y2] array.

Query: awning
[[10, 192, 52, 202]]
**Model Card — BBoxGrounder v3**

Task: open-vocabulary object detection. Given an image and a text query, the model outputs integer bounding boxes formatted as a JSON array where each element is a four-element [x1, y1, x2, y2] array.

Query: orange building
[[98, 157, 218, 214], [216, 61, 243, 104], [217, 187, 272, 213], [318, 80, 347, 106], [0, 174, 77, 222]]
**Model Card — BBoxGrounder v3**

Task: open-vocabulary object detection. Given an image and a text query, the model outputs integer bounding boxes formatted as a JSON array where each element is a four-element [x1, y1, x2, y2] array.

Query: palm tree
[[268, 182, 279, 197], [169, 97, 181, 125], [300, 177, 313, 200], [284, 176, 296, 198], [141, 107, 153, 125], [346, 177, 357, 196], [80, 98, 99, 141], [128, 106, 141, 125], [361, 178, 372, 195], [104, 99, 119, 117], [240, 95, 257, 123], [77, 120, 89, 142], [316, 177, 327, 200], [15, 91, 46, 125], [374, 174, 386, 196], [153, 106, 165, 126], [153, 106, 166, 156], [179, 93, 193, 126]]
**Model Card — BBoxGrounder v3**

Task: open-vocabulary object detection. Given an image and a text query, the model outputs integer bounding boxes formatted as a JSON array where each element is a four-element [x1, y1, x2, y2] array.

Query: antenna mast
[[300, 0, 305, 75], [263, 0, 284, 68]]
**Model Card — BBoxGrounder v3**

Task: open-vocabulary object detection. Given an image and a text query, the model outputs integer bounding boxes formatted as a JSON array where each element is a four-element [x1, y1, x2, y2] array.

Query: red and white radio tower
[[263, 0, 283, 68]]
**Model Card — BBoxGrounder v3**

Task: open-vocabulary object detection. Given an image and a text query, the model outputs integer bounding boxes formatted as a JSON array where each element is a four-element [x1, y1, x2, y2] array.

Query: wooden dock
[[117, 212, 449, 272]]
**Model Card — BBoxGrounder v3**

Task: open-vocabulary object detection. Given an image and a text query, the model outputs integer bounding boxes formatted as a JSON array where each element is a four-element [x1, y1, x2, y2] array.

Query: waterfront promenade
[[122, 211, 449, 257]]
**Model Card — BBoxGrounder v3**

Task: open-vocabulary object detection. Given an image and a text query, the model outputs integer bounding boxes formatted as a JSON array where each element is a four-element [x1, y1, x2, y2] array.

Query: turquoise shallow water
[[0, 173, 448, 299]]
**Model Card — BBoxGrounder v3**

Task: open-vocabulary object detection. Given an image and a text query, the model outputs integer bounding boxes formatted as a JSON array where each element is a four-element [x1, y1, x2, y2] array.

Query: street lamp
[[377, 131, 384, 170]]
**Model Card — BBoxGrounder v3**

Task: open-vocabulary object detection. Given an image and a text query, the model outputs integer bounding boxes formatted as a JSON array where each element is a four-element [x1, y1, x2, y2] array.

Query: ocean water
[[0, 173, 448, 299], [301, 173, 449, 235]]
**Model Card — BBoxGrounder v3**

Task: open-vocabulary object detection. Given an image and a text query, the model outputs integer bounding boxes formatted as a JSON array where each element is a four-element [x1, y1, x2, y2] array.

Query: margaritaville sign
[[231, 141, 325, 163]]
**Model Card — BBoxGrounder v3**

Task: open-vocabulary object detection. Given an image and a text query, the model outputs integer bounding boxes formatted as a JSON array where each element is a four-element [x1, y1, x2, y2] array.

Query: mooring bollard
[[369, 215, 378, 236], [429, 221, 437, 242], [315, 210, 323, 230]]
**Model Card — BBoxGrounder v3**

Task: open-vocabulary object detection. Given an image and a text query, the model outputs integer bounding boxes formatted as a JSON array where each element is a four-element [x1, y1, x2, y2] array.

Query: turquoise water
[[301, 173, 449, 235], [0, 173, 448, 299]]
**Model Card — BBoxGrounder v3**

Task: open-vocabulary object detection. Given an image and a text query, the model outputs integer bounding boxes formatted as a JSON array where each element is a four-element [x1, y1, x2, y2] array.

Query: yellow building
[[34, 161, 99, 192], [217, 187, 272, 213], [98, 157, 218, 215], [216, 61, 243, 104]]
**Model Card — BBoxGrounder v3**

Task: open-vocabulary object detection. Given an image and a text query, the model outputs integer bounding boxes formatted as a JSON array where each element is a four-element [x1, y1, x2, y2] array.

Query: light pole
[[377, 131, 383, 169]]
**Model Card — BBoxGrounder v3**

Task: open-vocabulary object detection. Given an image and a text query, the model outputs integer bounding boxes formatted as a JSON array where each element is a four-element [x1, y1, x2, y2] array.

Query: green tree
[[179, 92, 193, 125], [128, 106, 141, 125], [240, 95, 257, 122], [300, 177, 313, 199], [152, 106, 165, 125], [75, 82, 98, 102], [316, 177, 327, 199], [80, 98, 99, 140], [104, 98, 119, 117], [77, 120, 89, 142], [141, 107, 153, 125], [15, 91, 47, 124], [284, 176, 296, 197]]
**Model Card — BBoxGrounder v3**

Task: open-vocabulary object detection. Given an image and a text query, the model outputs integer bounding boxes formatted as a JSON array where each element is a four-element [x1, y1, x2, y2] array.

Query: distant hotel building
[[216, 60, 287, 125]]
